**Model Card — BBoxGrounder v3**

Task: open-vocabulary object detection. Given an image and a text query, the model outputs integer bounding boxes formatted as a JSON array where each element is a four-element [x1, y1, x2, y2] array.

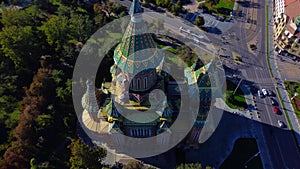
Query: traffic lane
[[269, 124, 300, 168], [253, 72, 299, 168], [257, 68, 290, 129], [247, 33, 299, 169], [255, 89, 298, 168], [262, 125, 286, 169]]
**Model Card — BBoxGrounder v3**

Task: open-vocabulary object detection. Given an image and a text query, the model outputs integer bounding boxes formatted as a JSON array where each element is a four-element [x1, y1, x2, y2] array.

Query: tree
[[41, 15, 70, 51], [94, 12, 109, 27], [171, 4, 181, 16], [69, 13, 94, 42], [0, 69, 55, 169], [0, 26, 35, 67], [123, 160, 147, 169], [176, 45, 198, 67], [0, 6, 33, 27], [56, 79, 72, 101], [194, 16, 205, 28], [68, 139, 107, 169]]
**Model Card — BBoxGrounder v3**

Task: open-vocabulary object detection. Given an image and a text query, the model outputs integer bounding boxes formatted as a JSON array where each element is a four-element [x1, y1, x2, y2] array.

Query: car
[[270, 98, 278, 106], [262, 89, 268, 96], [267, 89, 274, 96], [258, 90, 263, 98], [271, 99, 275, 105], [278, 120, 284, 128], [273, 106, 279, 114]]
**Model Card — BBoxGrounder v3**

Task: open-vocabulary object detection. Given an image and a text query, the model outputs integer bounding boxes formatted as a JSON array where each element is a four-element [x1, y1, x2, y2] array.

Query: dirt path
[[183, 0, 202, 13]]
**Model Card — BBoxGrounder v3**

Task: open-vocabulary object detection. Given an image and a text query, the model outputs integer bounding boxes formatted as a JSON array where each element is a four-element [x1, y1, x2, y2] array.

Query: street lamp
[[244, 151, 260, 168], [291, 92, 299, 100]]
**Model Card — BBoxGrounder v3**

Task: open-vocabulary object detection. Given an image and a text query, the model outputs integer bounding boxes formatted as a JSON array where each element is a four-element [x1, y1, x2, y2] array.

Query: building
[[274, 0, 285, 20], [80, 0, 214, 158], [273, 0, 300, 58]]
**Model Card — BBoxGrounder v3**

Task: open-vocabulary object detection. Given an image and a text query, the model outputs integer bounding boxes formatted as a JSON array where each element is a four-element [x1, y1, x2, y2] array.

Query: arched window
[[137, 78, 141, 90], [144, 77, 148, 89]]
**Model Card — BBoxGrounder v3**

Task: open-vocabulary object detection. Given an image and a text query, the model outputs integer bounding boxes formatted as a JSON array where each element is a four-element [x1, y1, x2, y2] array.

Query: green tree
[[68, 139, 107, 169], [194, 16, 205, 28], [0, 25, 35, 67], [51, 69, 64, 84], [94, 12, 109, 27], [56, 79, 72, 101], [0, 6, 32, 27], [123, 160, 147, 169], [69, 13, 94, 42], [41, 15, 70, 51]]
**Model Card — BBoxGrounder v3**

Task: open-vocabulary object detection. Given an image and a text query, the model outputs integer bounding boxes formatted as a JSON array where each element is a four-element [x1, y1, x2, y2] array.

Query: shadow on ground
[[203, 27, 222, 35], [140, 111, 300, 169]]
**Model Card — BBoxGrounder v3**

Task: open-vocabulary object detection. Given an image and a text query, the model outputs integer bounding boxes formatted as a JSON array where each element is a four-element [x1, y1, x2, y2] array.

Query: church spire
[[129, 0, 143, 17]]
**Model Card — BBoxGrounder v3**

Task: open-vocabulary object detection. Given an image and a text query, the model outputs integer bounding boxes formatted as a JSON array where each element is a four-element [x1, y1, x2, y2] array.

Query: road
[[110, 0, 300, 168], [205, 0, 300, 168]]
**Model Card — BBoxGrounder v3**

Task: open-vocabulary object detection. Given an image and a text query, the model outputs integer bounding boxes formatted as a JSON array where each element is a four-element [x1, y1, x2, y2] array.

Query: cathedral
[[80, 0, 214, 156]]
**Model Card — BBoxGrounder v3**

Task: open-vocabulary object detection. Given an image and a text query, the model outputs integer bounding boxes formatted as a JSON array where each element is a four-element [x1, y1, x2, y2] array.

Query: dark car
[[270, 98, 278, 106], [267, 89, 275, 96]]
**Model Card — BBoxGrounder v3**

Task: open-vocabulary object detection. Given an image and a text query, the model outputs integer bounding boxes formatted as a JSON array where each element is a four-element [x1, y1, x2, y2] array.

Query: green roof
[[113, 1, 163, 74]]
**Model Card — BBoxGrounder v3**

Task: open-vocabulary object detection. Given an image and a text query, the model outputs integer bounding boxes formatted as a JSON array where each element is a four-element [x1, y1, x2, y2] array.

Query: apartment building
[[273, 0, 300, 59]]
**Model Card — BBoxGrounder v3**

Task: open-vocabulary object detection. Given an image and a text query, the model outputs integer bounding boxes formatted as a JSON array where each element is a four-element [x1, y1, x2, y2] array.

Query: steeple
[[81, 80, 99, 113], [129, 0, 143, 17], [113, 0, 162, 75]]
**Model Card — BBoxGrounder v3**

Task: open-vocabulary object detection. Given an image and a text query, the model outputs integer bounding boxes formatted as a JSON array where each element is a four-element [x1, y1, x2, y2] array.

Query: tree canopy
[[68, 139, 107, 169]]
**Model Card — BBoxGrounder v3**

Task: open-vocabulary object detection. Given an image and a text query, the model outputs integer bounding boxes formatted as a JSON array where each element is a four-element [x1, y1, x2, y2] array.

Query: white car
[[278, 120, 284, 128], [258, 90, 263, 98], [262, 89, 268, 96]]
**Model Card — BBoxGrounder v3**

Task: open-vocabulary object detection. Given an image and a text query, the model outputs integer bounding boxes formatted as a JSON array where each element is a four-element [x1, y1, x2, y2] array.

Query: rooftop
[[285, 0, 300, 35], [285, 0, 300, 20], [285, 0, 297, 6]]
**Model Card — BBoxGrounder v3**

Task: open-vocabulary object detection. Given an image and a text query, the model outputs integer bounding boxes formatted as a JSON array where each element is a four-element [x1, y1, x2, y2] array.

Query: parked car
[[261, 89, 268, 96], [278, 120, 284, 128], [270, 98, 278, 106], [273, 106, 279, 114], [267, 89, 274, 96], [258, 90, 263, 98]]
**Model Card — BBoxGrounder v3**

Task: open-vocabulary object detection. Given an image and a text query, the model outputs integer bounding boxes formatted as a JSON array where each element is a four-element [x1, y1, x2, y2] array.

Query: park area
[[225, 80, 247, 110], [200, 0, 235, 17], [284, 81, 300, 118]]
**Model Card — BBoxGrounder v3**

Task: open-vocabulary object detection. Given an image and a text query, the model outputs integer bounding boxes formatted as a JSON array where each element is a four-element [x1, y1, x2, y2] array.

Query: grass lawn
[[166, 47, 177, 54], [204, 0, 235, 17], [225, 80, 247, 109], [216, 0, 235, 9], [284, 81, 300, 118]]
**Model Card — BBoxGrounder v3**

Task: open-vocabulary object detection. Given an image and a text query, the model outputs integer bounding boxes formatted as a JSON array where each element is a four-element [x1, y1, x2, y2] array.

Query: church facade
[[80, 0, 213, 154]]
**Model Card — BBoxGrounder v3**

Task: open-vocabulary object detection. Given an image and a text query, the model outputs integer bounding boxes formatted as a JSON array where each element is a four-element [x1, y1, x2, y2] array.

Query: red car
[[273, 106, 279, 114]]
